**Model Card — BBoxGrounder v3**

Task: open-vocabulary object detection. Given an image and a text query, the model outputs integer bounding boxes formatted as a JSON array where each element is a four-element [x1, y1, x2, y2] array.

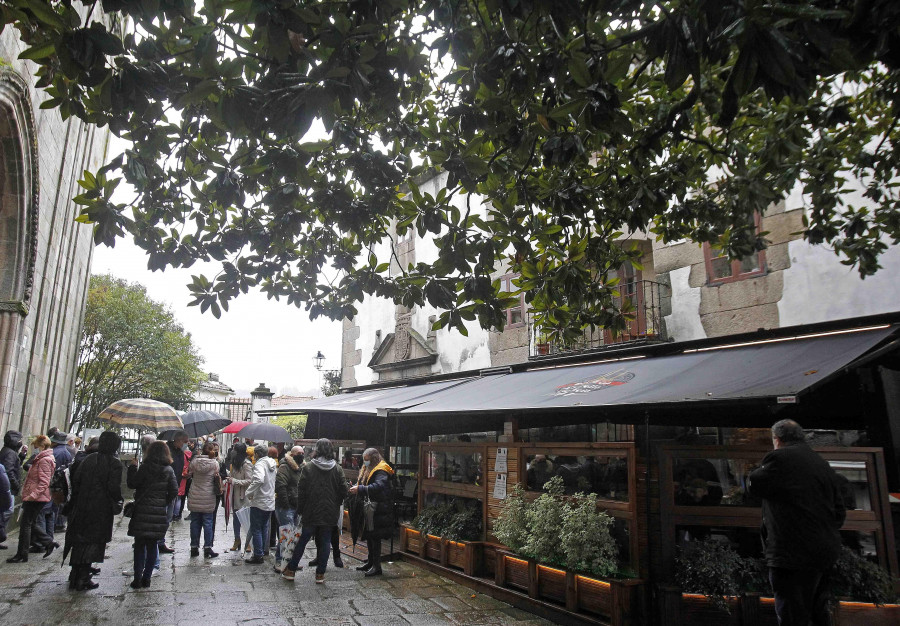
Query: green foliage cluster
[[495, 475, 618, 578], [271, 414, 307, 439], [72, 274, 204, 432], [3, 2, 900, 338], [830, 546, 897, 606], [411, 497, 482, 542], [675, 540, 897, 613]]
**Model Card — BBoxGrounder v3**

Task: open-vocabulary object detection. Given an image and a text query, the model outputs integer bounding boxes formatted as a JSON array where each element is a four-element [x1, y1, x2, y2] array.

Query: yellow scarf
[[363, 460, 394, 485]]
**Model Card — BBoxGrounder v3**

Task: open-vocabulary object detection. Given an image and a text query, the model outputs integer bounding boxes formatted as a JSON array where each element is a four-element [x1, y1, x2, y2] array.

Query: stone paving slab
[[0, 511, 552, 626]]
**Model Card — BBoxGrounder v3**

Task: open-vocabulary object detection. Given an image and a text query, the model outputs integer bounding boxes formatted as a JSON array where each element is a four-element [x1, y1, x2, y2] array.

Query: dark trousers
[[286, 525, 332, 574], [366, 538, 382, 570], [16, 501, 53, 557], [769, 567, 832, 626], [133, 538, 159, 581]]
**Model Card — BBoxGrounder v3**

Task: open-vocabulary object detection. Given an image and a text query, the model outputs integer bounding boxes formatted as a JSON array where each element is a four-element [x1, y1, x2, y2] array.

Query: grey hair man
[[748, 420, 846, 626]]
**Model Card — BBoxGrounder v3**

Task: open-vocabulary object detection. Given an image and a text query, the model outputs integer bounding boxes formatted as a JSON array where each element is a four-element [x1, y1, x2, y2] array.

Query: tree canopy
[[4, 0, 900, 341], [71, 274, 204, 432]]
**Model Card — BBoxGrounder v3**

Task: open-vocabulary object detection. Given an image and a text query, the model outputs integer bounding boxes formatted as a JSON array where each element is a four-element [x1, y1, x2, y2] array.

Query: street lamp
[[313, 350, 326, 371]]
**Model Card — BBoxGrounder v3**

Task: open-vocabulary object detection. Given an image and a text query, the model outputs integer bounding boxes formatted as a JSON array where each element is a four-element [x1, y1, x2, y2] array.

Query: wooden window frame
[[702, 213, 767, 285], [499, 273, 526, 329]]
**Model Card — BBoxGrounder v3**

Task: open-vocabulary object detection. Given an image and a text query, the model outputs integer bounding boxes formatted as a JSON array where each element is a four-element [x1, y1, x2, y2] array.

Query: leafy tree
[[271, 413, 307, 439], [71, 274, 204, 432], [4, 1, 900, 343], [321, 370, 342, 397]]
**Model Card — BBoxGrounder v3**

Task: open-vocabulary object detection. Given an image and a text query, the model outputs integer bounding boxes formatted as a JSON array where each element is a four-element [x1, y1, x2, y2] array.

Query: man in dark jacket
[[281, 438, 348, 583], [748, 419, 846, 626]]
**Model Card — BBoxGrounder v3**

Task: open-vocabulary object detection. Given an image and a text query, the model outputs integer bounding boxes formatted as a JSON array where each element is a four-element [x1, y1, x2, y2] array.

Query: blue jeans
[[134, 538, 159, 581], [189, 512, 214, 548], [286, 525, 332, 575], [249, 507, 271, 557], [0, 507, 12, 544], [274, 508, 297, 559]]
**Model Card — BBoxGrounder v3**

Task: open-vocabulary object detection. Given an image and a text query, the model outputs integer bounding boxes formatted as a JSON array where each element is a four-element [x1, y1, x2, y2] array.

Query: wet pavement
[[0, 511, 551, 625]]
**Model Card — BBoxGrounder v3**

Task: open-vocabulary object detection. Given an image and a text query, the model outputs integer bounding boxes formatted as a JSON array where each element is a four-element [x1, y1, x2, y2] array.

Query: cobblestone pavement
[[0, 511, 551, 626]]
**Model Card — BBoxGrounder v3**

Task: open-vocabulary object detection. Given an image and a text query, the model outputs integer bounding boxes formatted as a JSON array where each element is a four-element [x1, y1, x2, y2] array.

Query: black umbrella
[[238, 422, 293, 443], [159, 410, 231, 439]]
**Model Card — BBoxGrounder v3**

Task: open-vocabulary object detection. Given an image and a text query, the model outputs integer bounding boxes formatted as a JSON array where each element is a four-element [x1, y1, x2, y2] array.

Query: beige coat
[[229, 459, 253, 510], [187, 457, 220, 513]]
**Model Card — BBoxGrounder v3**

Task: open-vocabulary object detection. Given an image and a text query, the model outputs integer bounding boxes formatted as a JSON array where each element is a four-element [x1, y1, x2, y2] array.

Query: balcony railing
[[528, 280, 667, 359]]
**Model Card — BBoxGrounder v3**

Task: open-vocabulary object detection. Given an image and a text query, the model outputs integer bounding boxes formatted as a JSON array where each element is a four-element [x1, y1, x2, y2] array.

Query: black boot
[[68, 568, 78, 590], [356, 562, 372, 571], [74, 566, 99, 591], [204, 547, 218, 558]]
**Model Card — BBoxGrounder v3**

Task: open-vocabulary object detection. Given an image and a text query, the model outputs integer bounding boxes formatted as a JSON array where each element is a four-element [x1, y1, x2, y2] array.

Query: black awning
[[256, 378, 475, 417], [398, 326, 897, 418]]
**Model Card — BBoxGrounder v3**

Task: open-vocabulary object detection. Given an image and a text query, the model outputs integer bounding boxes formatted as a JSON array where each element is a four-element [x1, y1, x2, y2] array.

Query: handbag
[[213, 473, 223, 497], [363, 497, 377, 532]]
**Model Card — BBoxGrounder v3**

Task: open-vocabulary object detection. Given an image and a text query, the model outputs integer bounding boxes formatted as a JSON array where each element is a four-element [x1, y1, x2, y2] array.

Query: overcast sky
[[91, 217, 343, 399]]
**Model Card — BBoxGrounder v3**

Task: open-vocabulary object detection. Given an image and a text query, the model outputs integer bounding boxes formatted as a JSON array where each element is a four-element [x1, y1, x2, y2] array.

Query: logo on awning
[[555, 369, 635, 396]]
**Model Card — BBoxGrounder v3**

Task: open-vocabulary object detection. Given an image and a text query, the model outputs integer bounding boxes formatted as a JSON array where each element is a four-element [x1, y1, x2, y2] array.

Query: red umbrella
[[222, 420, 251, 434]]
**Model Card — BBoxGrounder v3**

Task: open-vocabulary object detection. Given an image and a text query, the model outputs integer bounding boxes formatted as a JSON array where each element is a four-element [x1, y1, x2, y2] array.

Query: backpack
[[49, 465, 70, 504]]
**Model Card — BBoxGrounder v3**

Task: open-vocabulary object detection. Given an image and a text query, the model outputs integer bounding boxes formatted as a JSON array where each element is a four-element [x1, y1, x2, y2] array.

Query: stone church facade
[[0, 32, 110, 437]]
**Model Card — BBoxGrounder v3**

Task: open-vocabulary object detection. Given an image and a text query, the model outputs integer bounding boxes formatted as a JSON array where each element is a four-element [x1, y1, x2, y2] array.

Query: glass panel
[[675, 525, 765, 560], [739, 251, 760, 274], [510, 305, 523, 325], [829, 460, 872, 511], [610, 517, 632, 566], [427, 450, 483, 485], [710, 254, 733, 279], [525, 454, 629, 501], [673, 457, 762, 507], [841, 530, 878, 560]]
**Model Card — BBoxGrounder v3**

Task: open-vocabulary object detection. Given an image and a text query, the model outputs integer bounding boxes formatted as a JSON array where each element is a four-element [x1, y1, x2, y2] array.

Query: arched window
[[0, 69, 38, 312]]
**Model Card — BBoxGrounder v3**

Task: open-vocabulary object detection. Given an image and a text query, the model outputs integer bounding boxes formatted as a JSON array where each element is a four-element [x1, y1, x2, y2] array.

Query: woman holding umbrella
[[63, 431, 124, 590], [348, 447, 394, 577]]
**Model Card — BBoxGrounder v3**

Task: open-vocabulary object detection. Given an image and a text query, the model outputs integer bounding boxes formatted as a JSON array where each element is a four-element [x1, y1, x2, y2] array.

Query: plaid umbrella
[[97, 398, 183, 432]]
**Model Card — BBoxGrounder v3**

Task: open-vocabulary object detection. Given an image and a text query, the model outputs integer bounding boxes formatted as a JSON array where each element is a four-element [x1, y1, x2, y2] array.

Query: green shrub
[[830, 546, 897, 606], [492, 483, 529, 552], [560, 491, 617, 577], [495, 475, 620, 578], [523, 476, 567, 565], [675, 539, 744, 613], [676, 540, 898, 611], [411, 498, 482, 541]]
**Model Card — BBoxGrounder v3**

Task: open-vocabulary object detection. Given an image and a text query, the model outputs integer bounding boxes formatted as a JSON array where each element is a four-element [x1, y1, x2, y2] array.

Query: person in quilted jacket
[[187, 441, 221, 558], [127, 441, 178, 589], [7, 435, 57, 563]]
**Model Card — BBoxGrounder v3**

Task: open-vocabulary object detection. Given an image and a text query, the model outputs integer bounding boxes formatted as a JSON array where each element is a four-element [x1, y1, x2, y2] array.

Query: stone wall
[[0, 31, 110, 438]]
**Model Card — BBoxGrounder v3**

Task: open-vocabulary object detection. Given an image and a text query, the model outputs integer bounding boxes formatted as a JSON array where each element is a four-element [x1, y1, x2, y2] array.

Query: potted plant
[[403, 498, 484, 574], [493, 477, 641, 623], [669, 540, 899, 626]]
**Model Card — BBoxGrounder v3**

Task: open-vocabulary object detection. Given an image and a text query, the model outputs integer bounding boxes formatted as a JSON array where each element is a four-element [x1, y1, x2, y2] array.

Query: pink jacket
[[21, 449, 54, 502]]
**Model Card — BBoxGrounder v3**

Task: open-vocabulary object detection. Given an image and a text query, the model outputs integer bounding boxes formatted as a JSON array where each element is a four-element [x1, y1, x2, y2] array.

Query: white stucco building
[[341, 173, 900, 388]]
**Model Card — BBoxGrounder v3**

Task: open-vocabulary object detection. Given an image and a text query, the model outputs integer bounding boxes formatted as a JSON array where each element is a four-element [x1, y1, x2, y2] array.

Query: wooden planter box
[[659, 586, 900, 626], [399, 524, 424, 556], [482, 542, 504, 577], [496, 551, 644, 625], [423, 534, 443, 561], [441, 539, 484, 576]]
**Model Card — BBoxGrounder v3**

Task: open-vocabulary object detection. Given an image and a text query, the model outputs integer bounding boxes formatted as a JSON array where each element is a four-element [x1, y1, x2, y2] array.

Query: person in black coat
[[348, 447, 394, 577], [0, 430, 23, 548], [748, 419, 846, 626], [127, 441, 178, 589], [63, 431, 124, 591]]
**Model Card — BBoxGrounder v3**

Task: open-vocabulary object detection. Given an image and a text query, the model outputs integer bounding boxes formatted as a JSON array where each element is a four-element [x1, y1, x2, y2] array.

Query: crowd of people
[[0, 427, 395, 591]]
